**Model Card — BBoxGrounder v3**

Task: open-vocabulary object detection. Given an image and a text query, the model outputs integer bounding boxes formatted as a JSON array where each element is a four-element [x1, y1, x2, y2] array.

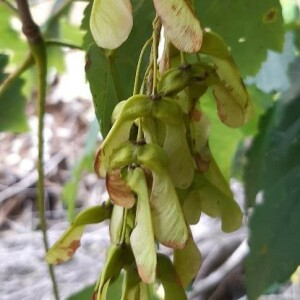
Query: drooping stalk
[[46, 39, 83, 50], [151, 16, 161, 96], [15, 1, 60, 299], [133, 37, 153, 95]]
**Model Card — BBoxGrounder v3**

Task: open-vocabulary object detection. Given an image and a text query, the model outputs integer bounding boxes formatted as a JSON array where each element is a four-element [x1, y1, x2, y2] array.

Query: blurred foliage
[[0, 54, 28, 132], [195, 0, 285, 76], [245, 90, 300, 300]]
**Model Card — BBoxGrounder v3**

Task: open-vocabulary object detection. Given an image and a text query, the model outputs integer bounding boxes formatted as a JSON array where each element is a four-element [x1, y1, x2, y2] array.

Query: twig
[[46, 39, 83, 50], [15, 1, 60, 299], [0, 0, 18, 13], [189, 239, 249, 299], [0, 152, 66, 204], [0, 53, 34, 95]]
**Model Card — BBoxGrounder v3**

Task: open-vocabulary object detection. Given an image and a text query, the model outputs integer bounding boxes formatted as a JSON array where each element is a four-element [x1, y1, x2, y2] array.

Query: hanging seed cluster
[[46, 1, 253, 299]]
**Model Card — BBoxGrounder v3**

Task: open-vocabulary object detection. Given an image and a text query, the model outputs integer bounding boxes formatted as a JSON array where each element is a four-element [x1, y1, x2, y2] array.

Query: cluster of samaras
[[46, 1, 253, 299]]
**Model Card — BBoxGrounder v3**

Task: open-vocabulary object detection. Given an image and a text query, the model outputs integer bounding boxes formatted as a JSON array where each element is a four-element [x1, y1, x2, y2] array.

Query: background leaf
[[195, 0, 284, 76], [246, 31, 298, 94], [82, 0, 154, 137], [200, 86, 273, 179], [0, 5, 27, 65], [0, 54, 28, 132], [245, 91, 300, 299]]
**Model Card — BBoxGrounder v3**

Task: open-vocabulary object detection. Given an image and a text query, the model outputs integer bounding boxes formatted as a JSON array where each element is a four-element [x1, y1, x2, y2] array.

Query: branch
[[0, 53, 34, 95], [15, 1, 60, 299], [188, 239, 249, 300]]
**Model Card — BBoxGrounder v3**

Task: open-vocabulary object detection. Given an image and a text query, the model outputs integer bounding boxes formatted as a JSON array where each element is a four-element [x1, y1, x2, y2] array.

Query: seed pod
[[183, 190, 201, 225], [189, 105, 211, 172], [121, 264, 150, 300], [174, 230, 202, 288], [107, 142, 136, 171], [153, 98, 195, 188], [107, 169, 135, 208], [136, 143, 188, 249], [197, 31, 253, 127], [90, 0, 133, 49], [157, 254, 188, 300], [210, 55, 253, 128], [137, 143, 169, 175], [95, 94, 152, 177], [153, 0, 202, 53], [110, 205, 124, 244], [46, 204, 111, 264], [200, 30, 231, 59], [111, 100, 126, 124], [183, 160, 243, 232], [142, 116, 166, 146], [158, 65, 192, 96], [150, 170, 188, 249], [125, 168, 157, 284], [94, 244, 130, 299], [212, 82, 246, 127]]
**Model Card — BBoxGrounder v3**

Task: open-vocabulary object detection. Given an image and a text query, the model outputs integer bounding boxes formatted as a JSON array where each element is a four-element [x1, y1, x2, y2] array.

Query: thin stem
[[151, 16, 161, 96], [46, 39, 82, 50], [0, 39, 81, 97], [0, 53, 34, 95], [133, 38, 152, 95], [180, 51, 187, 65], [137, 119, 144, 142], [1, 0, 18, 13], [44, 0, 74, 30], [140, 63, 152, 94], [15, 1, 60, 299], [120, 208, 128, 244]]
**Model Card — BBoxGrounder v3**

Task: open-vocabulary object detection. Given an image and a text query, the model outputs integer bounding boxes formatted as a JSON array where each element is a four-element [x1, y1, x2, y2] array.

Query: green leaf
[[85, 45, 119, 137], [247, 31, 297, 94], [83, 0, 154, 137], [0, 6, 27, 65], [126, 168, 157, 284], [245, 93, 300, 299], [246, 166, 300, 300], [0, 54, 28, 132], [195, 0, 284, 75]]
